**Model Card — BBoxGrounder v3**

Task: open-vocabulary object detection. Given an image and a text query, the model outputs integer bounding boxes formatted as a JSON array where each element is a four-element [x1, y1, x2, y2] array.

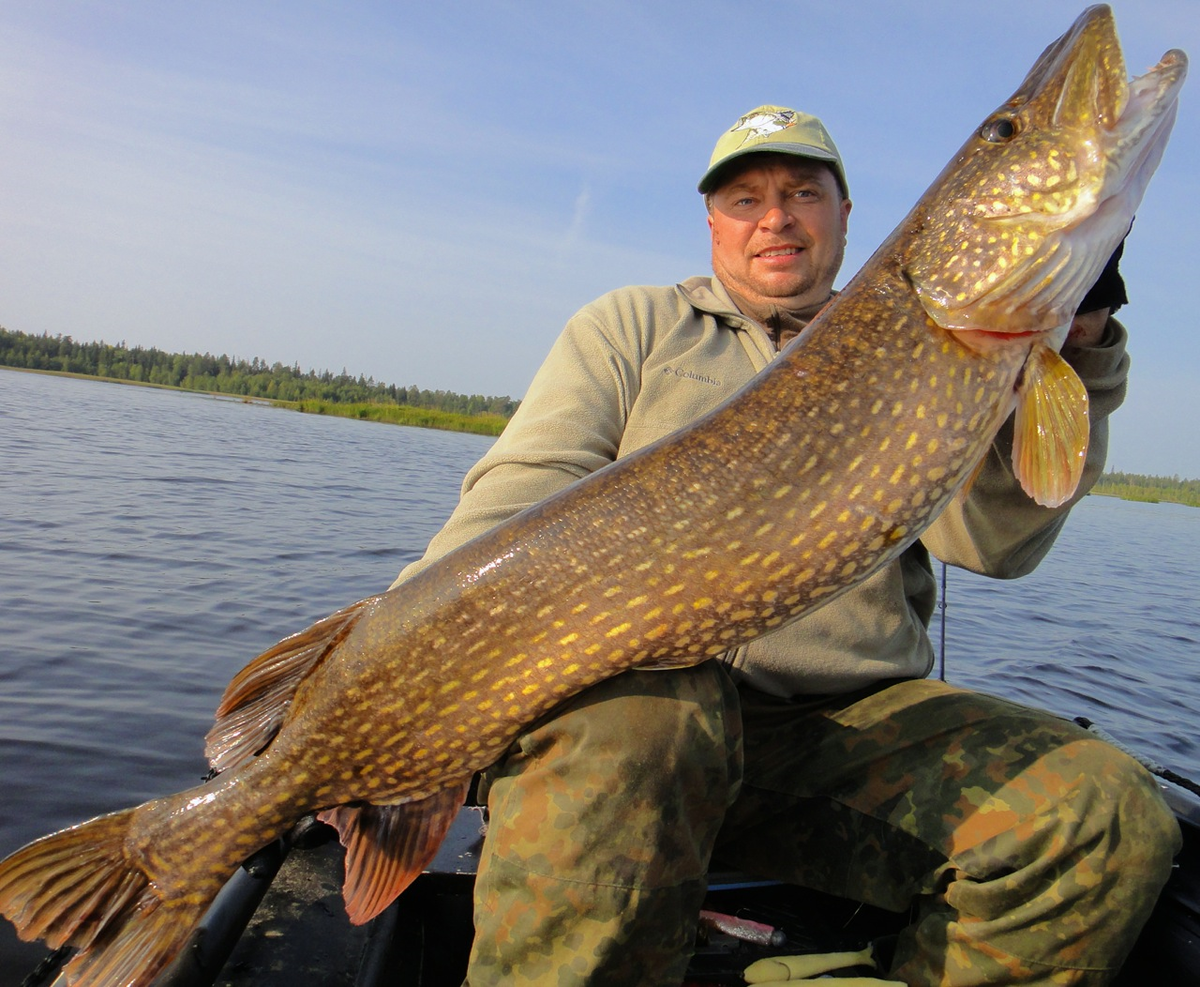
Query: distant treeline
[[0, 327, 519, 420], [1093, 471, 1200, 508]]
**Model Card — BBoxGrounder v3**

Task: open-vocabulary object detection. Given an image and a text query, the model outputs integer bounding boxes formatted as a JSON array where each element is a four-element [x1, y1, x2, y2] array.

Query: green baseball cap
[[698, 105, 848, 197]]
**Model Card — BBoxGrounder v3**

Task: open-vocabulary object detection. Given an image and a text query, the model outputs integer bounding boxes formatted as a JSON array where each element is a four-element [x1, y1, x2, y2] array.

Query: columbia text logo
[[662, 366, 722, 387]]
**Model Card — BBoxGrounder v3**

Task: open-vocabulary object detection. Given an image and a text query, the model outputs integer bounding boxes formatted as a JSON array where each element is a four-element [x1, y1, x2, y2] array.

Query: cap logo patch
[[730, 108, 798, 145]]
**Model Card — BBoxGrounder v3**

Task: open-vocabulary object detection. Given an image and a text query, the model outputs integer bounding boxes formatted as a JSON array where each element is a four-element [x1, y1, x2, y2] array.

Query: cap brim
[[697, 143, 843, 194]]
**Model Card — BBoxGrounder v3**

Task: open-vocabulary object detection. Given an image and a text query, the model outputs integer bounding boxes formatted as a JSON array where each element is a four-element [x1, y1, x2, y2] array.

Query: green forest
[[0, 327, 518, 435], [1092, 472, 1200, 508]]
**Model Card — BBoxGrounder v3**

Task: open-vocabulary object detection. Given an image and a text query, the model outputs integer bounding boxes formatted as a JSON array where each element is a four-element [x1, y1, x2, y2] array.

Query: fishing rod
[[936, 561, 1200, 800]]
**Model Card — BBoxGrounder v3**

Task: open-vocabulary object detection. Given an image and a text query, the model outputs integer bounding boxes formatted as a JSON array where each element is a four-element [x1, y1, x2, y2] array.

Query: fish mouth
[[905, 5, 1187, 339]]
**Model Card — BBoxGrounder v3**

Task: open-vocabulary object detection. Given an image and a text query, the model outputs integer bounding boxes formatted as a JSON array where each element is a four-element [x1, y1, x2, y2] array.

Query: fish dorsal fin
[[318, 784, 468, 925], [204, 597, 375, 772], [1012, 342, 1089, 508]]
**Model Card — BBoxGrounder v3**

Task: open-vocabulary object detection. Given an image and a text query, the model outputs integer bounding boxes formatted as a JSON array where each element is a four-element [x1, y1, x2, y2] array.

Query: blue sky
[[2, 1, 1196, 476]]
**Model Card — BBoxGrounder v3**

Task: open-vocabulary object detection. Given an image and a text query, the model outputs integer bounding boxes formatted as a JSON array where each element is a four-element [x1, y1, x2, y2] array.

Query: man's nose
[[759, 204, 793, 231]]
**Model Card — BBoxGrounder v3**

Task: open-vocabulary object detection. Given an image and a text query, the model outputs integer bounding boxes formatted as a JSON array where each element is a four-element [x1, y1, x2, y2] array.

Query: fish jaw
[[903, 4, 1187, 340]]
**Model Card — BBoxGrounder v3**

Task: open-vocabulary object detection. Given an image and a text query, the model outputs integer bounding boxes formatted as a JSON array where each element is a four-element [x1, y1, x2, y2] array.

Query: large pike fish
[[0, 6, 1185, 984]]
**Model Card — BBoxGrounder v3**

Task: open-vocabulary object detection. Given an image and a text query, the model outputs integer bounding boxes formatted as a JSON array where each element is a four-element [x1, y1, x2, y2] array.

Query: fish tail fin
[[0, 808, 209, 987]]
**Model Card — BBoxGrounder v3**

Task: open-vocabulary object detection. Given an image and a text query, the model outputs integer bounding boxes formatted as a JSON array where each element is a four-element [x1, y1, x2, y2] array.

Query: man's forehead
[[712, 154, 836, 193]]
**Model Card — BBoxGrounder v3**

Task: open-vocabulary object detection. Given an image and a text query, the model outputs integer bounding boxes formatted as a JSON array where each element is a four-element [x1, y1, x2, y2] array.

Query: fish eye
[[980, 117, 1019, 143]]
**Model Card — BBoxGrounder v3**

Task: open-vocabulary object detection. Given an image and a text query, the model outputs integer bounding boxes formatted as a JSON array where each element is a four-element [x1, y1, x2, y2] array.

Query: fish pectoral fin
[[318, 783, 468, 925], [1012, 342, 1090, 508], [205, 596, 377, 773]]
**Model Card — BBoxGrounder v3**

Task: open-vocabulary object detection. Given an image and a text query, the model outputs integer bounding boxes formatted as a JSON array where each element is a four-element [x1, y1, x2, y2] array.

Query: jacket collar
[[676, 276, 757, 329]]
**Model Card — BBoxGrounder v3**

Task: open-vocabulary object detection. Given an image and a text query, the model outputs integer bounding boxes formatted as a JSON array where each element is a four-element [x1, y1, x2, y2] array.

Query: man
[[393, 106, 1179, 985]]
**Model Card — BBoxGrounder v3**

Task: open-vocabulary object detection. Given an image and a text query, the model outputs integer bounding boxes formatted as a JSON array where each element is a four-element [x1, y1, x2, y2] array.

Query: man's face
[[708, 155, 852, 310]]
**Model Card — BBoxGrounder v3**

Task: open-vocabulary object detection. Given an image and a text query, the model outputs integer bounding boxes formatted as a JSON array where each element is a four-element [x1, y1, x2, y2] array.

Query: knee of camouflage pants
[[723, 680, 1181, 986], [465, 662, 742, 987], [892, 729, 1181, 986]]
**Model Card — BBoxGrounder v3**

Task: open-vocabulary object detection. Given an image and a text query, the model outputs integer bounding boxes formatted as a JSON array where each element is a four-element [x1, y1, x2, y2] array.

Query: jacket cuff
[[1062, 316, 1129, 395]]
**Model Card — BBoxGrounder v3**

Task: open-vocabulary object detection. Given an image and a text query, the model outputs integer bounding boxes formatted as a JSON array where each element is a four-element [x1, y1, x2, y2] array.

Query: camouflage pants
[[465, 664, 1180, 986]]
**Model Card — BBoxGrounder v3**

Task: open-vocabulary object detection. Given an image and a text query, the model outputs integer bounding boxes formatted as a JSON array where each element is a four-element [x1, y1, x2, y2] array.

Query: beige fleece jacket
[[393, 276, 1129, 697]]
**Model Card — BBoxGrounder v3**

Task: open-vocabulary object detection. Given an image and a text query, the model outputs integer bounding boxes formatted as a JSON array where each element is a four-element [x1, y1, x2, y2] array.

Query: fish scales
[[0, 7, 1185, 984]]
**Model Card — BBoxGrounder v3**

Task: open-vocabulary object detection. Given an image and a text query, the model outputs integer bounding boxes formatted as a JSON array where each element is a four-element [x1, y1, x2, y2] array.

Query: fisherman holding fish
[[391, 104, 1180, 986], [0, 9, 1185, 987]]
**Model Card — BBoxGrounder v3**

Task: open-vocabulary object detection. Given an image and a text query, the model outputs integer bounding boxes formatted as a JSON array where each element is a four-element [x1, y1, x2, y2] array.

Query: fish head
[[905, 4, 1187, 342]]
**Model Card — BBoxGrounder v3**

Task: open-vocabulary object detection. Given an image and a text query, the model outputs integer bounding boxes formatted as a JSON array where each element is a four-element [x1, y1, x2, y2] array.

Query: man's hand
[[1070, 232, 1128, 348], [1067, 306, 1111, 347]]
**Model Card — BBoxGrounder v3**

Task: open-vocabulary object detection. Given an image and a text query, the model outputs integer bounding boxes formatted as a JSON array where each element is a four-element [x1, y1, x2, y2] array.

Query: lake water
[[1, 368, 1197, 979]]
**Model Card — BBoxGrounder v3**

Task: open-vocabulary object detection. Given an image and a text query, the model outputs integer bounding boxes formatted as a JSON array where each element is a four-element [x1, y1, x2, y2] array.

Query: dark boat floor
[[21, 786, 1200, 986]]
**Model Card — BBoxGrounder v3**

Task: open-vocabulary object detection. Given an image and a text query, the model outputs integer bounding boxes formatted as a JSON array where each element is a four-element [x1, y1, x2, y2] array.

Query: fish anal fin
[[205, 596, 377, 772], [318, 784, 468, 925], [1012, 342, 1090, 508]]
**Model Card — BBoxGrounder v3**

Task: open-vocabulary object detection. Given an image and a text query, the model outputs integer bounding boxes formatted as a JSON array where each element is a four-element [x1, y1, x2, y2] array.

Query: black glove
[[1078, 236, 1128, 315]]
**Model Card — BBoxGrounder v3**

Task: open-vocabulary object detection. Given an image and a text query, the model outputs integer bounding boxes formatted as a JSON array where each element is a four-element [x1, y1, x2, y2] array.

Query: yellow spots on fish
[[906, 432, 919, 450], [809, 501, 826, 520], [890, 464, 905, 485], [771, 485, 792, 499], [817, 531, 838, 550], [606, 622, 631, 638]]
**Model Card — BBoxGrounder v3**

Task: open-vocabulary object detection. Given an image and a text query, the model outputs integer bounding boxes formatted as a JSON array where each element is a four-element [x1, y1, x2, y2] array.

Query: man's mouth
[[757, 246, 802, 258]]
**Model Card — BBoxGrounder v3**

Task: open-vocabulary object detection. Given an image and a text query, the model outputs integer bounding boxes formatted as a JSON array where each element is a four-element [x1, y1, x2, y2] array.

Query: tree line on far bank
[[1092, 471, 1200, 508], [0, 327, 519, 419]]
